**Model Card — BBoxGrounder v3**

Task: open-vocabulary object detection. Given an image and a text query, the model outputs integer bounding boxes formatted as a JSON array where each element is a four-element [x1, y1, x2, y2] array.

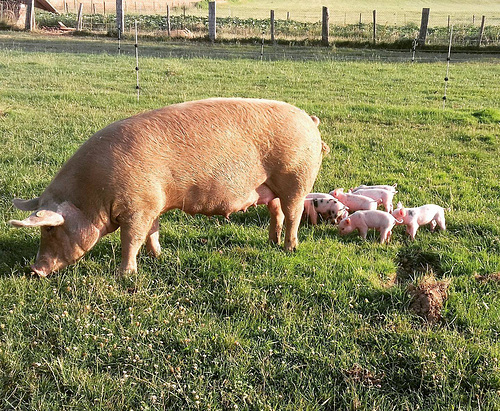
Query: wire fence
[[25, 8, 500, 48]]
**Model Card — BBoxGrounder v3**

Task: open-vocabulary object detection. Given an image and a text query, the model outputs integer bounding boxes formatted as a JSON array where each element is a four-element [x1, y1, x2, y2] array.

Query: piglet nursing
[[303, 193, 348, 225], [9, 98, 327, 276]]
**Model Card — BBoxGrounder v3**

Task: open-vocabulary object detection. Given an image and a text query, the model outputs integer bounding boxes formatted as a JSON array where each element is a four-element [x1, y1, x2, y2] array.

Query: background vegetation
[[0, 32, 499, 410]]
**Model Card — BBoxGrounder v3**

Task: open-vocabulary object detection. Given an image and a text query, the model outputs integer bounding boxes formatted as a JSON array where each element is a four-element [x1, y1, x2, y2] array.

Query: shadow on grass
[[0, 234, 38, 276], [396, 244, 445, 283]]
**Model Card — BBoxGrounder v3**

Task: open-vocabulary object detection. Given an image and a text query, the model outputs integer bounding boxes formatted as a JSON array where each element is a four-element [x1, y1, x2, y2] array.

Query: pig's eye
[[45, 226, 54, 233]]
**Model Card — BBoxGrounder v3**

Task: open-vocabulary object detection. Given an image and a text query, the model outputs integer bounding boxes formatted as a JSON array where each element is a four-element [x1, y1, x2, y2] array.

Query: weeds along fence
[[33, 8, 500, 48]]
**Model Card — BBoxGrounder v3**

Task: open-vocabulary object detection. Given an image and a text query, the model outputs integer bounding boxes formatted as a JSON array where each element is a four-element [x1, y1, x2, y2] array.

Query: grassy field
[[1, 32, 500, 410]]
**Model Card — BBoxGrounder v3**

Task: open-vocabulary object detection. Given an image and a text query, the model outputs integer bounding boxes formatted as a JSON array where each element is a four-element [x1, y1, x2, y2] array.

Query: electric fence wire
[[134, 20, 140, 102], [260, 31, 265, 61], [411, 38, 418, 63], [118, 24, 121, 55], [443, 25, 453, 109]]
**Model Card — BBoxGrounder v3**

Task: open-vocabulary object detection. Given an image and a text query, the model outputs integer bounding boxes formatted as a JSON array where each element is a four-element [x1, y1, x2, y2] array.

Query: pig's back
[[47, 98, 323, 217]]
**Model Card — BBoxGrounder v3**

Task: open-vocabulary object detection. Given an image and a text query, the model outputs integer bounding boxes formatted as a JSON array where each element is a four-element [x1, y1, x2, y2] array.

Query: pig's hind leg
[[435, 210, 446, 231], [280, 196, 309, 251], [146, 217, 161, 258], [267, 198, 284, 245]]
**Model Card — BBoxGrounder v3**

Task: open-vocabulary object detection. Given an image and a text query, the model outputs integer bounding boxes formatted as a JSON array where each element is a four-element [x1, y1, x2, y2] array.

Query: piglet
[[338, 210, 402, 244], [330, 188, 377, 212], [303, 193, 348, 225], [391, 202, 447, 240], [348, 187, 397, 212]]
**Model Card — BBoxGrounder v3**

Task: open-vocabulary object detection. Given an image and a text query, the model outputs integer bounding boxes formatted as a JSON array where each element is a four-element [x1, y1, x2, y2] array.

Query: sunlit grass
[[0, 34, 499, 410]]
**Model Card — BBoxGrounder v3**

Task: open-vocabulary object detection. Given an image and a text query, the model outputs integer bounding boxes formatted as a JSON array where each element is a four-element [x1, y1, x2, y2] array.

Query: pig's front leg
[[380, 228, 391, 244], [119, 213, 156, 273], [358, 225, 369, 240], [407, 224, 418, 240], [146, 217, 161, 258]]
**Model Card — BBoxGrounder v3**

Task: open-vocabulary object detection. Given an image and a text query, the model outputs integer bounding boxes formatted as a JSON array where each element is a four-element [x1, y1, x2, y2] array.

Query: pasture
[[1, 32, 500, 410]]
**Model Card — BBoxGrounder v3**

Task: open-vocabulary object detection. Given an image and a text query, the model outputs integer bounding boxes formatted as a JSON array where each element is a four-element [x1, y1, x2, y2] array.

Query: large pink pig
[[329, 188, 377, 212], [391, 202, 447, 240], [338, 210, 401, 244], [9, 98, 327, 276]]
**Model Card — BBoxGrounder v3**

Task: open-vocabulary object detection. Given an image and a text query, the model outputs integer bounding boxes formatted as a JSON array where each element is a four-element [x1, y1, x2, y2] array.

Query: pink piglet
[[329, 188, 377, 212], [391, 202, 447, 240], [338, 210, 402, 244]]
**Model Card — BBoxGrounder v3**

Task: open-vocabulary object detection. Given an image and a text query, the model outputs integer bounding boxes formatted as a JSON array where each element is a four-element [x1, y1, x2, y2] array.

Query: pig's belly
[[178, 183, 277, 218]]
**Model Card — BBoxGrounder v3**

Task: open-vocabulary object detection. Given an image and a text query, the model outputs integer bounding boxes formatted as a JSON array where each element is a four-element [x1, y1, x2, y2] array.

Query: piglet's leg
[[358, 226, 368, 240], [146, 217, 161, 258]]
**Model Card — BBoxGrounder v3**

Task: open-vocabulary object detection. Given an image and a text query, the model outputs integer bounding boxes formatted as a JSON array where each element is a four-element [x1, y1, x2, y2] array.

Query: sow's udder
[[177, 183, 277, 218]]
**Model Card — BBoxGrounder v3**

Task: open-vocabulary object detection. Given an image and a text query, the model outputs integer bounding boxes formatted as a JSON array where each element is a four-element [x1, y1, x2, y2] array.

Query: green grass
[[1, 33, 500, 410]]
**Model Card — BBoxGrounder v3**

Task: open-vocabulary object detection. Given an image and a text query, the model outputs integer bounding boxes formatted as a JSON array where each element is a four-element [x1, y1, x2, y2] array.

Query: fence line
[[31, 6, 500, 48]]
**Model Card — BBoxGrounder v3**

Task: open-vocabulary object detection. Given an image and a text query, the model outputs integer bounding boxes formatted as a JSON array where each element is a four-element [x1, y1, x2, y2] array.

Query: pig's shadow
[[0, 234, 39, 276]]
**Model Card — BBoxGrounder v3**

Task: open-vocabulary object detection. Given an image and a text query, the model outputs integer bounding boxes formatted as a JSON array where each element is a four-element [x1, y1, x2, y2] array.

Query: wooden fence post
[[77, 3, 83, 30], [321, 6, 329, 46], [372, 10, 376, 44], [270, 10, 275, 44], [166, 4, 171, 36], [208, 1, 216, 42], [478, 15, 485, 46], [418, 7, 430, 45], [116, 0, 124, 34], [25, 0, 35, 31]]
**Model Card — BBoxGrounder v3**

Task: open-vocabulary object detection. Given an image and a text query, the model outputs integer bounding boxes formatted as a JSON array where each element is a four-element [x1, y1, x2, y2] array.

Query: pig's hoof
[[118, 264, 138, 276]]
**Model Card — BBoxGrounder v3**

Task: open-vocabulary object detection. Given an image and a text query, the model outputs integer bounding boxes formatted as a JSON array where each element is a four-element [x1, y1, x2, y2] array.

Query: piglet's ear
[[345, 218, 351, 225], [9, 209, 65, 228], [13, 197, 40, 211]]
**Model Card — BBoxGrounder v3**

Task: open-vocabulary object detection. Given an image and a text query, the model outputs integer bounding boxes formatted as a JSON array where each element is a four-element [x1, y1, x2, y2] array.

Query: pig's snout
[[30, 256, 67, 278], [30, 264, 50, 278]]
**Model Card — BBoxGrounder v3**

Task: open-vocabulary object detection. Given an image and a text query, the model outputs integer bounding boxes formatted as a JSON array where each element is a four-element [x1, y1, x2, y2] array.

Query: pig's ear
[[9, 209, 65, 228], [345, 217, 351, 225], [13, 197, 40, 211]]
